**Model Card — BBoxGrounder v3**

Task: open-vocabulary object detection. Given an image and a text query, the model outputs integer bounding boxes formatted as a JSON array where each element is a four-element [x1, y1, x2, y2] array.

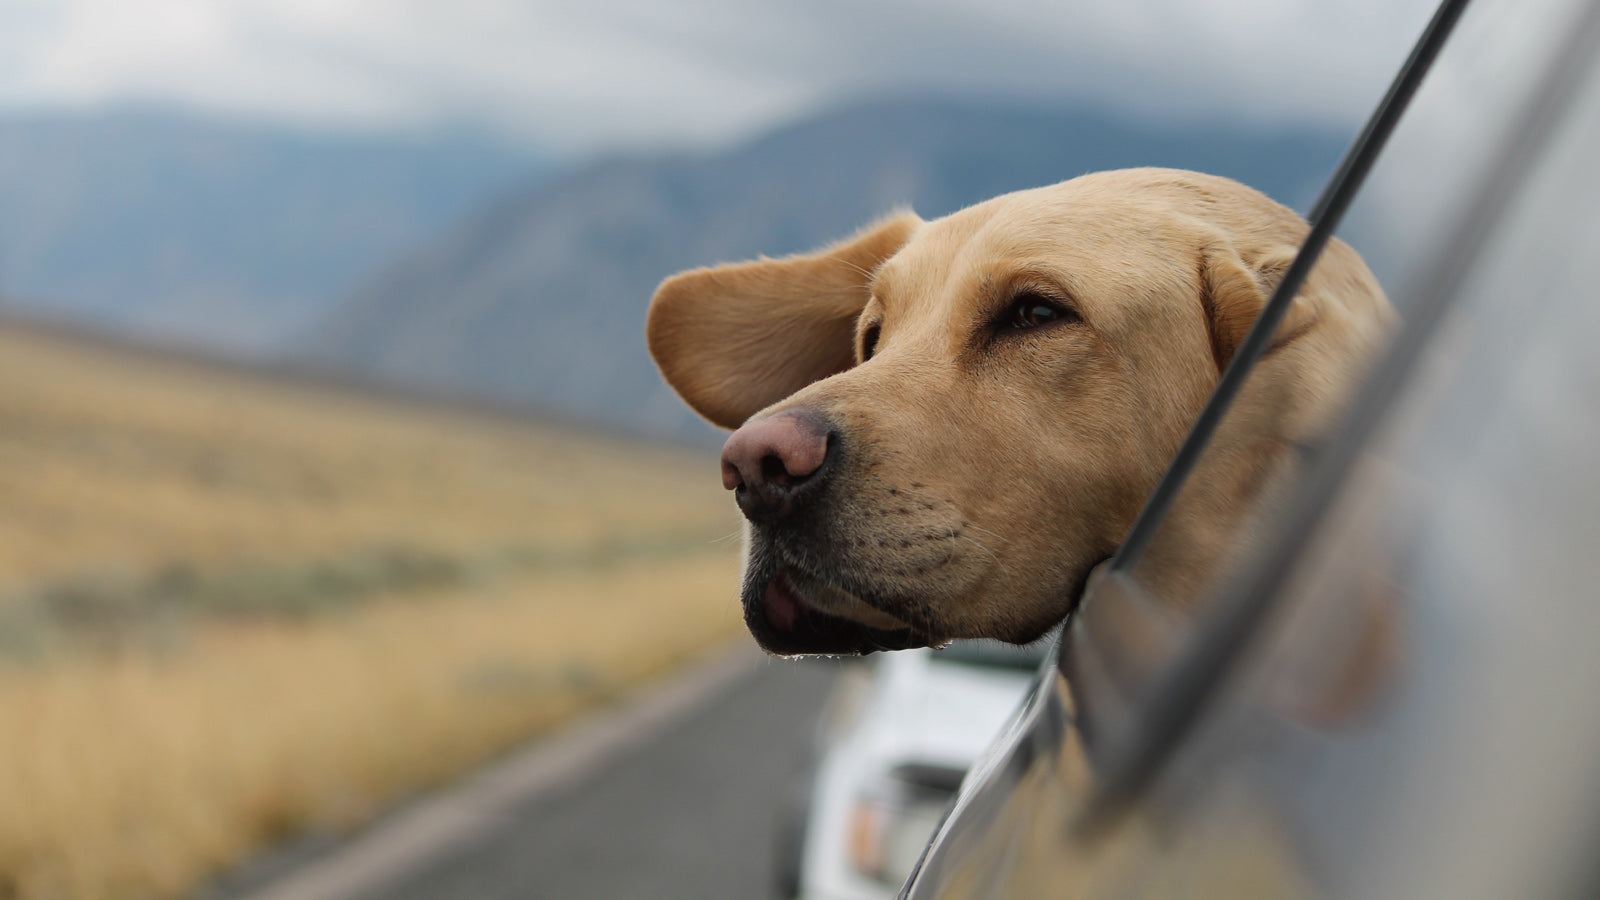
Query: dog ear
[[647, 213, 920, 428], [1199, 243, 1313, 372]]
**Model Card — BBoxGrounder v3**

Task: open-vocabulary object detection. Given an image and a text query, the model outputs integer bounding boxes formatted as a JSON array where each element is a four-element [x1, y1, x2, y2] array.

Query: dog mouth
[[744, 566, 934, 656]]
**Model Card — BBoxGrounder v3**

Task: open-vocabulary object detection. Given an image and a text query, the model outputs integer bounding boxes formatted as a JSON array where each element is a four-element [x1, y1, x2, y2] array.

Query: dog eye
[[1006, 293, 1077, 329], [860, 323, 882, 361]]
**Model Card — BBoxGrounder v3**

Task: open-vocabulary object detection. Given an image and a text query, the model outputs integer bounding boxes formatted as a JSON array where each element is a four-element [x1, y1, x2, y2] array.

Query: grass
[[0, 324, 744, 900], [0, 325, 729, 595]]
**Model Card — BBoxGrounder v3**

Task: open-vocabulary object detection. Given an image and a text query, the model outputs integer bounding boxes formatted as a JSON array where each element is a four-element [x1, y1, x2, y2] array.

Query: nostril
[[761, 453, 797, 487]]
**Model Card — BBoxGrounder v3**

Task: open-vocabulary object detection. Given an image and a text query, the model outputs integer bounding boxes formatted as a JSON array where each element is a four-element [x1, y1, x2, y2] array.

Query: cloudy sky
[[0, 0, 1437, 155]]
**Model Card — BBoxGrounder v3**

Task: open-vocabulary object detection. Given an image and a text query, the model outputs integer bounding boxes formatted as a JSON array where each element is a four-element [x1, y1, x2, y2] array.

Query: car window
[[1075, 4, 1600, 892], [1079, 0, 1600, 843], [1060, 0, 1473, 726], [1339, 0, 1597, 300], [1061, 0, 1591, 715]]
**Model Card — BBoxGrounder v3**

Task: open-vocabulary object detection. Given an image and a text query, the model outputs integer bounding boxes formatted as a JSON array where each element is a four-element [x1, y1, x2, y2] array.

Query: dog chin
[[740, 564, 935, 656]]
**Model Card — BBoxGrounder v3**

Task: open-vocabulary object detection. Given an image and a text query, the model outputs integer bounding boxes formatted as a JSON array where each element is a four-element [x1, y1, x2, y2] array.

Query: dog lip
[[747, 566, 931, 656], [771, 550, 910, 625]]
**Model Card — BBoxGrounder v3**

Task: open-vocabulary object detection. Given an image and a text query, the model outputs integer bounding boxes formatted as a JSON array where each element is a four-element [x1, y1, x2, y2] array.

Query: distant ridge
[[298, 96, 1349, 442], [0, 109, 541, 352]]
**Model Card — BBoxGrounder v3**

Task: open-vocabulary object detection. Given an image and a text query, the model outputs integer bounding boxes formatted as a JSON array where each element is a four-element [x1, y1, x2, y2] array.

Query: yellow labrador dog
[[647, 168, 1391, 655]]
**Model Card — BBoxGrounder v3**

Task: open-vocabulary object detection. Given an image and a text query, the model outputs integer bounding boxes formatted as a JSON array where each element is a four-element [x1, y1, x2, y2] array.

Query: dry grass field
[[0, 323, 744, 900]]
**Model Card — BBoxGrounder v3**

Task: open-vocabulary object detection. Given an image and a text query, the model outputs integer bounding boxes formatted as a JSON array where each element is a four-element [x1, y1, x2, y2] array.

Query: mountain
[[304, 97, 1351, 441], [0, 109, 542, 352]]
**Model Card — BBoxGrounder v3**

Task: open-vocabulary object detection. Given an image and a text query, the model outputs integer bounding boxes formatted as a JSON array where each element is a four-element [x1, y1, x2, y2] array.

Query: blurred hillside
[[296, 97, 1349, 441], [0, 111, 542, 352]]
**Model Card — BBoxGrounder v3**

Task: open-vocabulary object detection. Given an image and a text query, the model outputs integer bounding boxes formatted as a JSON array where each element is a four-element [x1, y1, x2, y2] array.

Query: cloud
[[0, 0, 1437, 153]]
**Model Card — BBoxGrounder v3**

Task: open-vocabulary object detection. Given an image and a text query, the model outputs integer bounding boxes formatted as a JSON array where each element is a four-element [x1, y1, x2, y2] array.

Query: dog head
[[648, 168, 1390, 655]]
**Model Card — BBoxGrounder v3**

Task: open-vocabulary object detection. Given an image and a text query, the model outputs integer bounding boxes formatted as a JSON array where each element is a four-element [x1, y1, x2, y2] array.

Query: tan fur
[[647, 168, 1392, 647]]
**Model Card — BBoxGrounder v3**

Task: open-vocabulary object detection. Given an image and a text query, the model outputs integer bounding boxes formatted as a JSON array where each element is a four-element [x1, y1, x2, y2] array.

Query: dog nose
[[721, 410, 834, 522]]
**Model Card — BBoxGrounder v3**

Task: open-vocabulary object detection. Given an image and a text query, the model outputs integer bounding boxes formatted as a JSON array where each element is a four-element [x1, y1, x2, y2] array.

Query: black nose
[[720, 409, 835, 524]]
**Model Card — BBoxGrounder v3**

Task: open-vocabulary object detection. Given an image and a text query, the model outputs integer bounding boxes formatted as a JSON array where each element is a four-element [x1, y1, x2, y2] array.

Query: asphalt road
[[227, 648, 841, 900]]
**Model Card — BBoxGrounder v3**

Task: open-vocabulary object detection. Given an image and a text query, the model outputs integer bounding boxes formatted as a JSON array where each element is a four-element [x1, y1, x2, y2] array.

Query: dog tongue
[[764, 573, 802, 630]]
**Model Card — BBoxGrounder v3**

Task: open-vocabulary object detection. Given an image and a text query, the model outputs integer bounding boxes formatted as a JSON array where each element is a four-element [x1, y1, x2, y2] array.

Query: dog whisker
[[956, 523, 1005, 565], [824, 255, 881, 283], [963, 522, 1008, 546], [958, 531, 1002, 566]]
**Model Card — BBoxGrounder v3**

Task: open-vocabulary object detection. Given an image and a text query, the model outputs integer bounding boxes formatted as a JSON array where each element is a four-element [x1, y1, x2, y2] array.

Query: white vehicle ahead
[[776, 641, 1048, 900]]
